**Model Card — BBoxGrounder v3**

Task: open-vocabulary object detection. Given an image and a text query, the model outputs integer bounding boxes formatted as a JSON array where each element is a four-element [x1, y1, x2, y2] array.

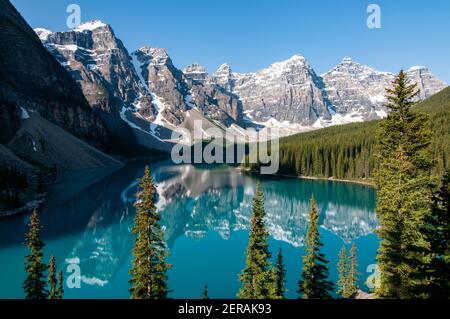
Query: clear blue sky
[[12, 0, 450, 83]]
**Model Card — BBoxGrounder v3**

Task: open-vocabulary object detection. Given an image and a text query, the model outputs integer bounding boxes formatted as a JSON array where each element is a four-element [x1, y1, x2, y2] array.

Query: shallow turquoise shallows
[[0, 161, 379, 299]]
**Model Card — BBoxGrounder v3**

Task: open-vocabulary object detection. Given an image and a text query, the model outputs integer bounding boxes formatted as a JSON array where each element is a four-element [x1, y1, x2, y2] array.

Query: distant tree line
[[0, 162, 28, 211], [244, 87, 450, 182]]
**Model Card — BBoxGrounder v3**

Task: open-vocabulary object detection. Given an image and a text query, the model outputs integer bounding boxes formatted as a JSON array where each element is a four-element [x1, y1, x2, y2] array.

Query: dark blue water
[[0, 161, 378, 299]]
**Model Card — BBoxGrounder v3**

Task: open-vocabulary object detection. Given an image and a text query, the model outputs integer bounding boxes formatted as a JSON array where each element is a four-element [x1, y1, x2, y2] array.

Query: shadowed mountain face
[[0, 0, 110, 150]]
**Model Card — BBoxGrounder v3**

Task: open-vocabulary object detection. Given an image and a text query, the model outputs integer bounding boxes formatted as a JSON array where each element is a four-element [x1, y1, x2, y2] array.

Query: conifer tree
[[56, 270, 64, 299], [23, 210, 49, 299], [298, 196, 334, 299], [202, 285, 209, 299], [274, 248, 287, 299], [337, 246, 349, 298], [129, 166, 171, 299], [237, 183, 276, 299], [48, 255, 57, 299], [427, 170, 450, 298], [375, 70, 434, 298], [348, 243, 359, 296]]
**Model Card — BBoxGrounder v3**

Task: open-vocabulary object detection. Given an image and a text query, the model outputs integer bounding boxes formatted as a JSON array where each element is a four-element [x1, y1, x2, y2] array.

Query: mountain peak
[[34, 28, 52, 41], [75, 20, 108, 32], [216, 63, 232, 73], [408, 66, 428, 72], [341, 56, 355, 63], [184, 63, 207, 75], [287, 54, 307, 64]]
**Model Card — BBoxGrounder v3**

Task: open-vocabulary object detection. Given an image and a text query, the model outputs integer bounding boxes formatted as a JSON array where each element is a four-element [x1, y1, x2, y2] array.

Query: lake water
[[0, 161, 379, 299]]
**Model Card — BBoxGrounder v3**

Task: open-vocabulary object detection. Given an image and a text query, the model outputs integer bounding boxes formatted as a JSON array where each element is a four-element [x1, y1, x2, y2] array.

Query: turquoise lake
[[0, 161, 379, 299]]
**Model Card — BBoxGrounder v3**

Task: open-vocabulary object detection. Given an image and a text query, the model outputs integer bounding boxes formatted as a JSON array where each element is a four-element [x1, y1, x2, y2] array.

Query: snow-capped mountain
[[210, 56, 446, 131], [34, 20, 447, 146], [212, 54, 333, 126], [132, 47, 243, 130], [35, 21, 157, 132], [321, 57, 447, 122]]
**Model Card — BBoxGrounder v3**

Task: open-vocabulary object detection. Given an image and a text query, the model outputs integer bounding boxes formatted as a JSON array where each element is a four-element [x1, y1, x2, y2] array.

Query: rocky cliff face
[[35, 22, 157, 134], [222, 55, 333, 126], [133, 47, 243, 128], [0, 0, 110, 150], [321, 57, 447, 122], [210, 56, 446, 130], [132, 47, 193, 127], [406, 66, 447, 100]]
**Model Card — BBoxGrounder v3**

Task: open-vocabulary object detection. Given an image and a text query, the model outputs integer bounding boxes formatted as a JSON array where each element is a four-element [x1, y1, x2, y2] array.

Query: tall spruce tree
[[48, 255, 57, 299], [337, 246, 349, 298], [427, 170, 450, 298], [298, 196, 334, 299], [129, 166, 171, 299], [375, 70, 434, 298], [237, 183, 276, 299], [274, 248, 287, 299], [348, 243, 359, 296], [56, 270, 64, 299], [202, 285, 209, 299], [23, 210, 49, 299]]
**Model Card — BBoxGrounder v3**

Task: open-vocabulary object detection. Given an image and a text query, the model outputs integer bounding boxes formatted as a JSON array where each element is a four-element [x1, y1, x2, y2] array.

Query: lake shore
[[237, 167, 376, 187]]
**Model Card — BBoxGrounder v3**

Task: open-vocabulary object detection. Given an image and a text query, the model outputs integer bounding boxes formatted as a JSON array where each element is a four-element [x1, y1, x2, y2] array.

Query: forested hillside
[[247, 86, 450, 181]]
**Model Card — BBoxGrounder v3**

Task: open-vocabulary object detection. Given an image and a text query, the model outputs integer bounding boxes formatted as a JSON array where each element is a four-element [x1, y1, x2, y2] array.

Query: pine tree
[[129, 166, 171, 299], [237, 183, 276, 299], [56, 270, 64, 299], [375, 70, 434, 298], [274, 248, 287, 299], [337, 246, 349, 298], [348, 243, 359, 296], [202, 285, 209, 299], [298, 196, 334, 299], [23, 210, 49, 299], [427, 170, 450, 298], [48, 255, 57, 299]]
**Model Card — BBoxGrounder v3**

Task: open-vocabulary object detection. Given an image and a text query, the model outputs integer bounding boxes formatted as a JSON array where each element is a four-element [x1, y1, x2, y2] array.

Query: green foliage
[[129, 166, 171, 299], [247, 86, 450, 181], [375, 71, 434, 299], [202, 285, 209, 299], [348, 243, 359, 296], [274, 248, 287, 299], [237, 183, 277, 299], [48, 255, 57, 299], [56, 270, 64, 299], [337, 243, 359, 298], [23, 210, 49, 299], [298, 196, 334, 299], [426, 170, 450, 298], [0, 162, 28, 211], [337, 246, 349, 297]]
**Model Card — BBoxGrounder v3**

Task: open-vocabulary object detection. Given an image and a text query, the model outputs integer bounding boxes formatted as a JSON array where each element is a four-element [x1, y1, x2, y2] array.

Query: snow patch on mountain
[[75, 20, 107, 32]]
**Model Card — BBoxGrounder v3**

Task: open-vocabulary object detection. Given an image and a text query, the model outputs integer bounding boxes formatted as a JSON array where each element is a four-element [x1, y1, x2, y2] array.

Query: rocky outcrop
[[132, 47, 192, 126], [133, 48, 244, 128], [0, 0, 111, 151], [321, 57, 447, 122], [212, 55, 333, 126], [406, 66, 447, 100], [35, 22, 160, 154]]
